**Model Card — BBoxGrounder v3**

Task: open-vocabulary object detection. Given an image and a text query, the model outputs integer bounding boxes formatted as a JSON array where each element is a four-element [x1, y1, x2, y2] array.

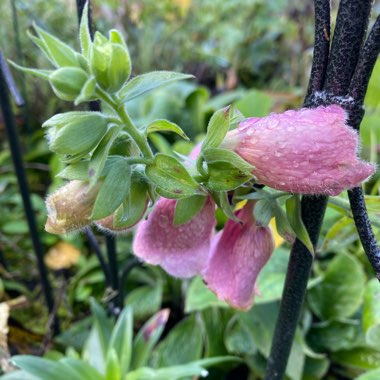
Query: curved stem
[[349, 15, 380, 105], [305, 0, 331, 105], [324, 0, 373, 95], [97, 87, 154, 159], [348, 187, 380, 279]]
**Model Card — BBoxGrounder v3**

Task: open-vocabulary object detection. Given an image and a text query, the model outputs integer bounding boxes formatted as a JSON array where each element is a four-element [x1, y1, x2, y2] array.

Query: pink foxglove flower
[[202, 202, 274, 310], [133, 197, 216, 278], [222, 105, 375, 195]]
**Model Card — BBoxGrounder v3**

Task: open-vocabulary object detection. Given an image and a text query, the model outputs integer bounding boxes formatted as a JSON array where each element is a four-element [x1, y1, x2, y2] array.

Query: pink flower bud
[[222, 105, 375, 195], [133, 197, 216, 278], [45, 180, 99, 234], [202, 202, 274, 310]]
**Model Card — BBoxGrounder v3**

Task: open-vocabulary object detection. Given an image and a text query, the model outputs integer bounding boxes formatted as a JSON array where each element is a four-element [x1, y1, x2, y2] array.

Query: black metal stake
[[0, 50, 59, 334], [266, 0, 375, 378]]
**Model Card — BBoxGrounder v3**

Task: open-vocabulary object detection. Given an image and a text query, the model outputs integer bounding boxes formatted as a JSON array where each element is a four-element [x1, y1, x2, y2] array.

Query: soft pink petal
[[202, 203, 274, 310], [133, 197, 216, 278], [223, 105, 375, 195]]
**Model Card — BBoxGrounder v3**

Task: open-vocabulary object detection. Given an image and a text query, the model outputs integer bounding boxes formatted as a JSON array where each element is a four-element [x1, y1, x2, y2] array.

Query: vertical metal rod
[[0, 50, 59, 333]]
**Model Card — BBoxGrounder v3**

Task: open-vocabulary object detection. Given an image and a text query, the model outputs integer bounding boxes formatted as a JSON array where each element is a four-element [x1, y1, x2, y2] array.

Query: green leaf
[[91, 157, 131, 219], [363, 279, 380, 347], [174, 195, 207, 225], [90, 298, 113, 355], [332, 347, 380, 370], [185, 276, 228, 312], [131, 309, 170, 370], [79, 1, 92, 58], [120, 71, 194, 102], [254, 198, 276, 226], [125, 285, 163, 320], [11, 356, 76, 380], [145, 154, 204, 199], [152, 315, 203, 368], [201, 106, 231, 151], [308, 253, 366, 320], [8, 61, 53, 80], [105, 349, 121, 380], [34, 24, 79, 67], [357, 368, 380, 380], [146, 119, 189, 140], [57, 161, 89, 180], [108, 306, 133, 375], [27, 30, 56, 65], [107, 43, 131, 93], [60, 358, 103, 380], [286, 195, 314, 254]]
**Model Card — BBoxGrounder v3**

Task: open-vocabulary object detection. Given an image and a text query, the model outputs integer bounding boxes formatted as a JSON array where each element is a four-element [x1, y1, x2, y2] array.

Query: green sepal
[[145, 119, 189, 141], [91, 156, 131, 220], [202, 147, 253, 173], [201, 106, 231, 151], [74, 76, 97, 105], [49, 67, 88, 101], [285, 195, 314, 254], [113, 168, 149, 228], [107, 43, 131, 93], [88, 125, 119, 186], [174, 195, 207, 225], [27, 30, 56, 65], [119, 71, 194, 102], [145, 154, 204, 199], [43, 111, 106, 128], [273, 202, 295, 243], [253, 198, 276, 226], [212, 191, 240, 222], [57, 161, 89, 181], [33, 23, 79, 67]]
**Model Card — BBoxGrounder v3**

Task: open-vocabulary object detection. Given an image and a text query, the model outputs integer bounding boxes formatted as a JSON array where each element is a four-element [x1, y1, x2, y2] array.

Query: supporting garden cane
[[0, 50, 59, 334], [265, 0, 377, 378]]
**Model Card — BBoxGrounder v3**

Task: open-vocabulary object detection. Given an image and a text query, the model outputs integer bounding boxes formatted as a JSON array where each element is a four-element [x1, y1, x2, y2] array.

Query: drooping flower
[[222, 105, 375, 195], [133, 197, 216, 278], [45, 180, 99, 234], [202, 202, 274, 310]]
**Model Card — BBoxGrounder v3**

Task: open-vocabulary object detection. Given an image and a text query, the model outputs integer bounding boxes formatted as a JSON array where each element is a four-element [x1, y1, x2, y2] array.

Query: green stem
[[96, 87, 154, 159]]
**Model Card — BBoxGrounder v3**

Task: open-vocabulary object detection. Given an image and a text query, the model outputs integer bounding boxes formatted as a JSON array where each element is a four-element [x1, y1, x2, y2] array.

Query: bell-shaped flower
[[222, 105, 375, 195], [133, 197, 216, 278], [202, 202, 274, 310], [45, 180, 99, 234]]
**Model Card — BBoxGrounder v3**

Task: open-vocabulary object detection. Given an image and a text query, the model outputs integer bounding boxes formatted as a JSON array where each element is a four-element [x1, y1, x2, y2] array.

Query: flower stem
[[96, 87, 154, 159]]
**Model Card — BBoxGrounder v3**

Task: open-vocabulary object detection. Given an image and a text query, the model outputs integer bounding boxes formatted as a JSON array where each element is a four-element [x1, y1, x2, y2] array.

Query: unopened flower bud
[[45, 181, 100, 234], [90, 31, 131, 93], [49, 67, 88, 101], [222, 105, 375, 195]]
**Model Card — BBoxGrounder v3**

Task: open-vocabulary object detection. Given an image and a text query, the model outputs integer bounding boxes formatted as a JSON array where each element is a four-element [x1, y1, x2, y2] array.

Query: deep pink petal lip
[[202, 202, 274, 310], [222, 105, 376, 195], [133, 197, 216, 278]]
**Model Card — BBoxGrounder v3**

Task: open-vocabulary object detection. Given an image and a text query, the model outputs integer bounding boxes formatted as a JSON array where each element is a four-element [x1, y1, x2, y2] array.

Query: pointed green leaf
[[74, 76, 97, 105], [8, 61, 52, 80], [27, 30, 56, 65], [79, 1, 91, 58], [174, 195, 207, 225], [108, 306, 133, 375], [119, 71, 194, 102], [285, 195, 314, 254], [34, 24, 79, 67], [212, 191, 240, 222], [146, 119, 189, 140], [145, 154, 204, 199], [272, 201, 295, 242], [254, 198, 276, 226], [105, 349, 121, 380], [201, 106, 231, 151]]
